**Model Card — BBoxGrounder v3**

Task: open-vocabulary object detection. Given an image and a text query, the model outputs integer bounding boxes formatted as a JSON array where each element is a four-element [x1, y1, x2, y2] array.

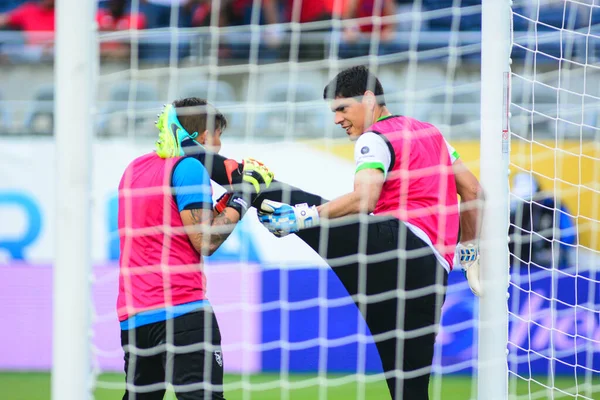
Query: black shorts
[[298, 216, 449, 400], [120, 307, 225, 400]]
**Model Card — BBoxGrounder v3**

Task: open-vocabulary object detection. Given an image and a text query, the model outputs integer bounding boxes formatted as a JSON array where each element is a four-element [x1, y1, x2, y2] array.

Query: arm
[[453, 158, 484, 243], [343, 0, 359, 19], [181, 139, 327, 206], [172, 157, 243, 256], [0, 13, 9, 28], [258, 132, 390, 236], [317, 132, 390, 218], [180, 207, 240, 256], [317, 168, 384, 218], [381, 0, 397, 39], [262, 0, 280, 25], [451, 156, 484, 297]]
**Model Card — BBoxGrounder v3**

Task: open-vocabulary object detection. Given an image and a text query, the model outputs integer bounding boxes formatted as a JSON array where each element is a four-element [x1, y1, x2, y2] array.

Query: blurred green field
[[2, 372, 599, 399]]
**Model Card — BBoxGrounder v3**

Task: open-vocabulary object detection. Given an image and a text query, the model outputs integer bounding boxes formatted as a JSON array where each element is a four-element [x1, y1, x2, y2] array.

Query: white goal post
[[478, 0, 511, 399], [52, 0, 96, 399]]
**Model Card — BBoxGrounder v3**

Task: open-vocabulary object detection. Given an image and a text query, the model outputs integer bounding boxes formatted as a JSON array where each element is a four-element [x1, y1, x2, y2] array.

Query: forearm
[[316, 169, 382, 219], [459, 191, 484, 244], [184, 207, 239, 256], [183, 142, 328, 206], [459, 206, 479, 243], [317, 191, 364, 219], [204, 208, 240, 256]]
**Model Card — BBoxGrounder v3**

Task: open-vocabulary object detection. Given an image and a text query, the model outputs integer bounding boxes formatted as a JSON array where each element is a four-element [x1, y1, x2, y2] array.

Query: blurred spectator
[[509, 172, 576, 269], [191, 0, 282, 47], [139, 0, 194, 28], [282, 0, 343, 25], [422, 0, 481, 31], [342, 0, 396, 42], [97, 0, 146, 60], [0, 0, 54, 44], [0, 0, 54, 62], [191, 0, 279, 26]]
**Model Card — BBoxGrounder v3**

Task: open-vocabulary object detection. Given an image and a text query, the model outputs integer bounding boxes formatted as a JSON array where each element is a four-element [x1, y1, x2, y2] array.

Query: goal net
[[92, 1, 485, 398], [508, 0, 600, 398], [1, 0, 598, 399]]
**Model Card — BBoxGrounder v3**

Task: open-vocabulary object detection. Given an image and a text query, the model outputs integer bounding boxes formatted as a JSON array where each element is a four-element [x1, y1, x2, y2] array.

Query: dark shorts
[[299, 216, 449, 400], [121, 308, 225, 400]]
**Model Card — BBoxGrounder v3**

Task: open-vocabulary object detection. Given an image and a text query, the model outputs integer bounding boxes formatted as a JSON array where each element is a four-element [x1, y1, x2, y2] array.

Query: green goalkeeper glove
[[241, 158, 274, 194]]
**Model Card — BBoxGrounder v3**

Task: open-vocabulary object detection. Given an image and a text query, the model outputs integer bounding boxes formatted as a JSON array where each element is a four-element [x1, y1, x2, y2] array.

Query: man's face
[[330, 96, 367, 141]]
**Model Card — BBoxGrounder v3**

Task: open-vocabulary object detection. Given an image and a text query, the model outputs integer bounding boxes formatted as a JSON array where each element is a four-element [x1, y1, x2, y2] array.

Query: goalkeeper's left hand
[[241, 158, 274, 195], [258, 199, 320, 237], [456, 243, 482, 296]]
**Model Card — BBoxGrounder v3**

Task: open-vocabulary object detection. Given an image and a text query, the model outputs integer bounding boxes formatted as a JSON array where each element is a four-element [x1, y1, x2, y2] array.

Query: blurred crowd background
[[1, 0, 597, 62], [0, 0, 598, 143]]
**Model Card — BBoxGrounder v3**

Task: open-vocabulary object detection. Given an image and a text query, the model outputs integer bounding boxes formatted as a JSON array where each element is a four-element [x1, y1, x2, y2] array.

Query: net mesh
[[508, 0, 600, 398], [91, 1, 484, 399], [2, 0, 599, 398]]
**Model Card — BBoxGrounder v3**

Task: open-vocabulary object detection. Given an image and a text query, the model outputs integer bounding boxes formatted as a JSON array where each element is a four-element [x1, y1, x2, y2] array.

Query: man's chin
[[348, 132, 361, 141]]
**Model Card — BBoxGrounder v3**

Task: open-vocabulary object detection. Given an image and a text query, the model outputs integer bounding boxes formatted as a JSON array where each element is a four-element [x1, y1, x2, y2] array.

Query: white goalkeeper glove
[[258, 199, 320, 237], [456, 243, 482, 297]]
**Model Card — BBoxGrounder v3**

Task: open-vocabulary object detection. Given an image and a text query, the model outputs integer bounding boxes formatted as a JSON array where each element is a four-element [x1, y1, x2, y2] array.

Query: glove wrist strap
[[215, 192, 249, 218], [226, 193, 249, 218], [296, 204, 320, 230]]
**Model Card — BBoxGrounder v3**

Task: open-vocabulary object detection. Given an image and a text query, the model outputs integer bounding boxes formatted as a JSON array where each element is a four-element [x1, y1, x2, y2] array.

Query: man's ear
[[196, 129, 209, 145], [362, 91, 376, 110]]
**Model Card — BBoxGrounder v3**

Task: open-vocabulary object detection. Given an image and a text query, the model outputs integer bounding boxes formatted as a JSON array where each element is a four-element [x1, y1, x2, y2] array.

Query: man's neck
[[372, 106, 392, 124]]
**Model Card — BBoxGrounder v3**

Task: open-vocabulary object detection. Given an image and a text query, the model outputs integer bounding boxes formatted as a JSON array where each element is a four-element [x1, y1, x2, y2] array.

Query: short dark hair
[[323, 65, 386, 106], [172, 97, 227, 135]]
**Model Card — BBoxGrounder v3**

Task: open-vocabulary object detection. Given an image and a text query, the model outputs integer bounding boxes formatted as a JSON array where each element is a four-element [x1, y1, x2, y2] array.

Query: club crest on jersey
[[361, 146, 370, 154], [214, 351, 223, 367]]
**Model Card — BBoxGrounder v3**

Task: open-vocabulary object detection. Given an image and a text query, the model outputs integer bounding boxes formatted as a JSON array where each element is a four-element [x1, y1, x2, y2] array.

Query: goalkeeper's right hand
[[456, 243, 482, 297], [258, 199, 320, 237], [241, 158, 274, 195]]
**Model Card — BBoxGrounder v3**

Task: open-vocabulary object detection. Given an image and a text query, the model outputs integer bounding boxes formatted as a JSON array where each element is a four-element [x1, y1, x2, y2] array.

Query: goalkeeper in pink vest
[[117, 97, 273, 400], [258, 66, 484, 400]]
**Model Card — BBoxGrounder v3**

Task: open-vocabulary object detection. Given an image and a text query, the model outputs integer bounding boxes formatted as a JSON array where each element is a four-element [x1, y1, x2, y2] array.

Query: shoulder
[[355, 131, 394, 162], [356, 131, 390, 149], [172, 157, 210, 188], [173, 156, 207, 175]]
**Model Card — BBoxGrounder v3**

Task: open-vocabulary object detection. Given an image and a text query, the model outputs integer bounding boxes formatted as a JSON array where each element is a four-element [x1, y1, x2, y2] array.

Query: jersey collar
[[376, 114, 397, 122]]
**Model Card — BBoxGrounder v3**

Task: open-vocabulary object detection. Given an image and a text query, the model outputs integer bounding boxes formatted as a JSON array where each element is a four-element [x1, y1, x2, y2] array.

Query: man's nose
[[334, 112, 344, 125]]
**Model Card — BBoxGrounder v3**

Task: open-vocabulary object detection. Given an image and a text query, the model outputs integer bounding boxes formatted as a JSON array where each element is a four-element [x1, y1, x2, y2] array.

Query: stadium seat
[[24, 84, 54, 136], [177, 80, 237, 104], [256, 81, 328, 137], [98, 81, 161, 137], [422, 0, 482, 32], [177, 79, 242, 133], [427, 88, 480, 138]]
